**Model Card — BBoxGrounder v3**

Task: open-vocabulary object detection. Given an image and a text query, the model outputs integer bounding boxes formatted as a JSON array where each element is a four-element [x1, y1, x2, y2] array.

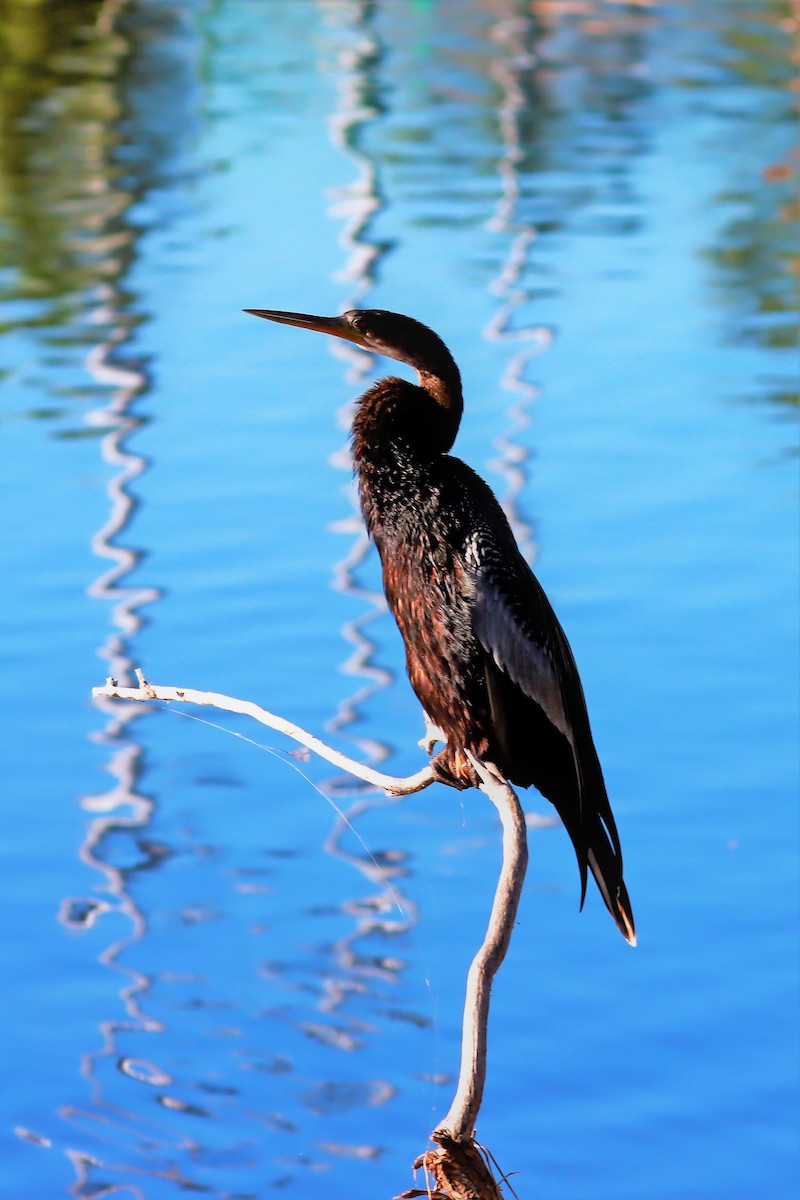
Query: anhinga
[[246, 307, 635, 945]]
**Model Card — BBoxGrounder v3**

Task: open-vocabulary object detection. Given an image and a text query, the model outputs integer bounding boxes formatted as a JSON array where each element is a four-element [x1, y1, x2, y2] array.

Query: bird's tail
[[584, 815, 636, 946]]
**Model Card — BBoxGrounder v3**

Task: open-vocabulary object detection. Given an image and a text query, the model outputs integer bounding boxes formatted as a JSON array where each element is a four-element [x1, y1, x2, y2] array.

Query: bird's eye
[[352, 316, 371, 337]]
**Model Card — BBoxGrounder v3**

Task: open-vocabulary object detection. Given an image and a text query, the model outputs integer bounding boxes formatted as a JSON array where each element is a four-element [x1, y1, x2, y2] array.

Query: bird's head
[[244, 307, 454, 377], [246, 307, 463, 451]]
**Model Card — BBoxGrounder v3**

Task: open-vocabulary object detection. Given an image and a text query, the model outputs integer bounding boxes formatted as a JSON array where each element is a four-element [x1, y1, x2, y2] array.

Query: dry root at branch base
[[397, 1132, 508, 1200]]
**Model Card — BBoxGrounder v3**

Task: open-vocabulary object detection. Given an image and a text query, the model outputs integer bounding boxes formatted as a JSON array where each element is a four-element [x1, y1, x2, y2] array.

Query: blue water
[[1, 2, 797, 1198]]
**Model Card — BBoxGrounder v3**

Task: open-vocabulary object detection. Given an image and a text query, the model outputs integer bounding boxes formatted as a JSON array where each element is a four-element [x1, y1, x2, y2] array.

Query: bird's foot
[[419, 712, 448, 755], [429, 746, 473, 791], [463, 751, 508, 791]]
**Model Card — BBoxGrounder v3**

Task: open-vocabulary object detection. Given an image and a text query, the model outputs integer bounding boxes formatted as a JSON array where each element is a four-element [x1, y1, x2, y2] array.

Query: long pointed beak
[[244, 308, 365, 348]]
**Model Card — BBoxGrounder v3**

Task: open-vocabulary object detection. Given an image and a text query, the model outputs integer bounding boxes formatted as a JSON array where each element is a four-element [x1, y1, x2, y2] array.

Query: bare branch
[[92, 673, 436, 796], [437, 754, 529, 1143]]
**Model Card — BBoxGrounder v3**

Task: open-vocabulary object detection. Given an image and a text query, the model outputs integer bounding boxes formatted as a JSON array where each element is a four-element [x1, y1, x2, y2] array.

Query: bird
[[246, 306, 635, 945]]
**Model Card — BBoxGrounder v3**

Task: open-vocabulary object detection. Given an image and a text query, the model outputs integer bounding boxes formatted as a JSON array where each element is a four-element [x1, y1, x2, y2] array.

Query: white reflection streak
[[78, 281, 160, 1086], [85, 293, 159, 679], [315, 1, 420, 1015], [66, 274, 208, 1186], [319, 0, 394, 780], [58, 267, 189, 1188], [485, 10, 554, 564]]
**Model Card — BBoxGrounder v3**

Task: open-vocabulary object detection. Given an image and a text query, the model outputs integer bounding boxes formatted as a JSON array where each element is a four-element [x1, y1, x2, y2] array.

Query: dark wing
[[467, 522, 635, 943]]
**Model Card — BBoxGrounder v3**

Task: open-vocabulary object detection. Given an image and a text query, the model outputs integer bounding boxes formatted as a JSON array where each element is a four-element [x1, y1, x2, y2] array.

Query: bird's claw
[[464, 750, 507, 790], [419, 713, 447, 755]]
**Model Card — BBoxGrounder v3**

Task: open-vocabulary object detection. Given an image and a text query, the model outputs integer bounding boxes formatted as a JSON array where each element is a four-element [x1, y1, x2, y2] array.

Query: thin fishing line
[[162, 704, 409, 920], [159, 704, 443, 1092]]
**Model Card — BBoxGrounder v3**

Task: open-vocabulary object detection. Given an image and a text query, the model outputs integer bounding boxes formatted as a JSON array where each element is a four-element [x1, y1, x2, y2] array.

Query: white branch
[[436, 752, 529, 1143], [92, 671, 436, 796]]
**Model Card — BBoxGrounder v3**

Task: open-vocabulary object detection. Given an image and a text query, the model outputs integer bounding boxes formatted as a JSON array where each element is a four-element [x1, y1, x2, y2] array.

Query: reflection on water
[[483, 7, 552, 562], [319, 0, 396, 786], [3, 0, 205, 1193], [700, 1, 798, 398], [0, 0, 131, 316], [2, 1, 797, 1197], [311, 2, 425, 1162]]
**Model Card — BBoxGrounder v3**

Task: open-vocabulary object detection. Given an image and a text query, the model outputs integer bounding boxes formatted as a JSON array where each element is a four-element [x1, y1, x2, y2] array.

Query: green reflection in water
[[705, 0, 798, 397], [0, 0, 131, 315]]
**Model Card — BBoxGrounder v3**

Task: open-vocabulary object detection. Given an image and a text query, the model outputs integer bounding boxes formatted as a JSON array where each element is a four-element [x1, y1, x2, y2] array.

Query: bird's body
[[247, 306, 635, 945]]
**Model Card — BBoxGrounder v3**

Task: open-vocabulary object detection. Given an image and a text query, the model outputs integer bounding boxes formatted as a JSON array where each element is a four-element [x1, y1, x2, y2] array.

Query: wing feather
[[468, 528, 586, 753], [473, 559, 573, 744], [448, 463, 633, 941], [468, 522, 619, 820]]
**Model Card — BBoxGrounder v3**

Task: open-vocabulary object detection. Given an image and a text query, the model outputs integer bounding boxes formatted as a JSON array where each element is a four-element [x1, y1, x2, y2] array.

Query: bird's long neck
[[353, 352, 462, 455], [351, 366, 461, 540], [415, 362, 463, 439]]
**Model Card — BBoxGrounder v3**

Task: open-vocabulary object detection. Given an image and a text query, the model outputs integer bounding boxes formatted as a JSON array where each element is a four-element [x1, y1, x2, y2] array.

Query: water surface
[[1, 2, 797, 1197]]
